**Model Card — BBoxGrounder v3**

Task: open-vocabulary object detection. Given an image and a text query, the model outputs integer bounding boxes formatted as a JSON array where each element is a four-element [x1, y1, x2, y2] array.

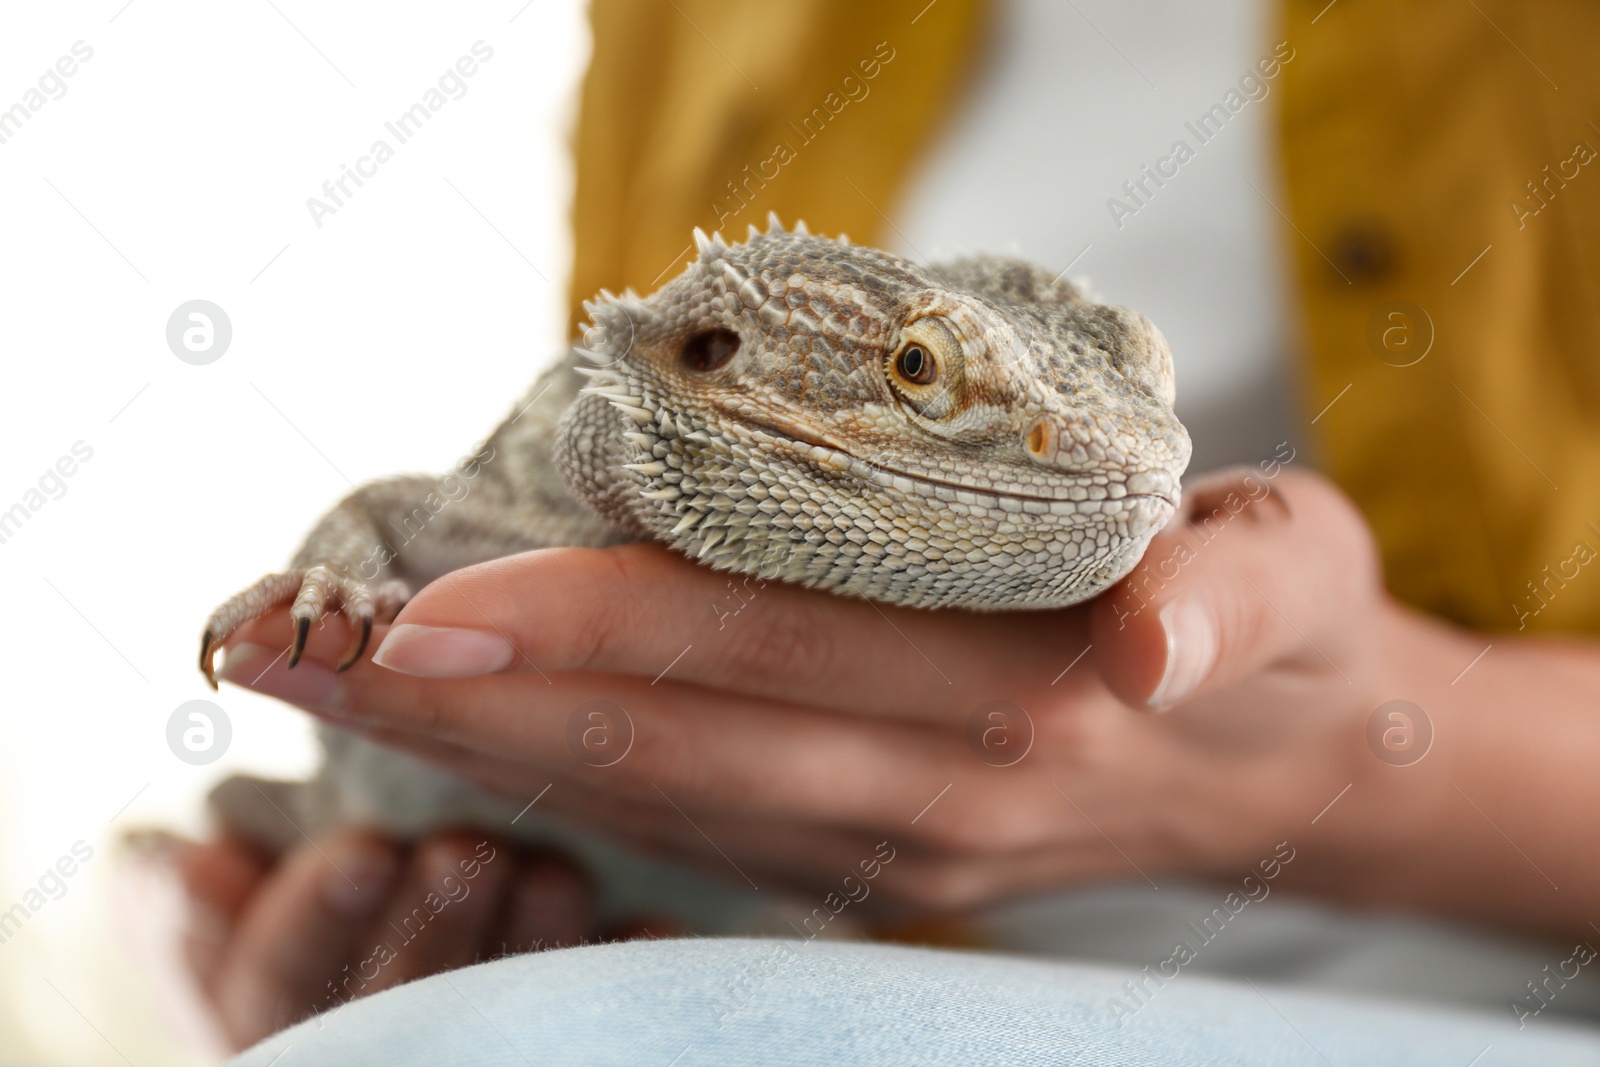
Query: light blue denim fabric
[[230, 937, 1600, 1066]]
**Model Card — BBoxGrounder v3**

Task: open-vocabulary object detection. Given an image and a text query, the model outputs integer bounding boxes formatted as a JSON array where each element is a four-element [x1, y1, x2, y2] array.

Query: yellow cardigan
[[568, 0, 1600, 636]]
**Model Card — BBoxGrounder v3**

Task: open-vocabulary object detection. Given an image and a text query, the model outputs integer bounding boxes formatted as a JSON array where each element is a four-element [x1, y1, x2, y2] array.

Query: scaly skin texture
[[196, 220, 1190, 899], [561, 226, 1188, 609]]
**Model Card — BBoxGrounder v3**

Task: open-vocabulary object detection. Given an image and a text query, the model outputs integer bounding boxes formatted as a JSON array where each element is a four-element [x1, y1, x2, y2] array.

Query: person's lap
[[229, 937, 1600, 1066]]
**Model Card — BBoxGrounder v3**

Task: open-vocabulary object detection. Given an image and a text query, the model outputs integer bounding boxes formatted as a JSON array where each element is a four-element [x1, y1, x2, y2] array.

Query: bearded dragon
[[197, 219, 1190, 928]]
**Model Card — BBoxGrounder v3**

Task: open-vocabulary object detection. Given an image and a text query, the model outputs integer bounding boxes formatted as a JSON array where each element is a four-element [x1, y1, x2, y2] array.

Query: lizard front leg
[[200, 474, 448, 684], [199, 360, 620, 685]]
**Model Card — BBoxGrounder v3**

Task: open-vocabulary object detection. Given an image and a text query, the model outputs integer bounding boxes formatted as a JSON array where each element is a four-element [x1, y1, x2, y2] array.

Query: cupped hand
[[219, 468, 1429, 917], [142, 829, 635, 1053]]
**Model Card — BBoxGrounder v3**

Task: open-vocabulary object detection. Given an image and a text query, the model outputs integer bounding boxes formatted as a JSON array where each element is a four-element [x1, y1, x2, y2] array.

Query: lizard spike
[[767, 211, 786, 234], [671, 511, 704, 535], [572, 367, 620, 388], [573, 346, 609, 365], [624, 461, 668, 475], [615, 404, 656, 423], [617, 294, 652, 317], [837, 232, 849, 245], [583, 385, 641, 403], [711, 230, 729, 248], [747, 224, 761, 240], [642, 487, 682, 501], [623, 431, 654, 447], [693, 227, 713, 254], [792, 219, 809, 234], [697, 529, 725, 557]]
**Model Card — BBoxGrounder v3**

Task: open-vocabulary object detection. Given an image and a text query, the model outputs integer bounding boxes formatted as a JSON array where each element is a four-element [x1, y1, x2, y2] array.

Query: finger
[[1091, 468, 1381, 709], [210, 713, 1117, 923], [214, 829, 400, 1048], [222, 595, 1063, 730], [356, 543, 1089, 719], [171, 834, 268, 928], [167, 834, 271, 993], [358, 833, 514, 994], [359, 718, 1111, 902], [226, 637, 1067, 836], [496, 853, 594, 953], [270, 714, 897, 889]]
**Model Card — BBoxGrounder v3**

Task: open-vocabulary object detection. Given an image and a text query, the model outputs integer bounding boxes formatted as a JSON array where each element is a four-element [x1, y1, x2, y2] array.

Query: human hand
[[131, 828, 626, 1054], [218, 467, 1424, 917]]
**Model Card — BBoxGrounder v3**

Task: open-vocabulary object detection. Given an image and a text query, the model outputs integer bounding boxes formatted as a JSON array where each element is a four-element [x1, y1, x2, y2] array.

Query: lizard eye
[[894, 344, 937, 385], [886, 316, 964, 418], [681, 328, 740, 372]]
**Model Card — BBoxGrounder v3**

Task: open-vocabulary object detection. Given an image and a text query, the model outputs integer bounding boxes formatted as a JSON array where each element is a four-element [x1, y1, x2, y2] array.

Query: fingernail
[[219, 642, 345, 713], [323, 843, 399, 918], [1148, 593, 1218, 709], [371, 624, 516, 678]]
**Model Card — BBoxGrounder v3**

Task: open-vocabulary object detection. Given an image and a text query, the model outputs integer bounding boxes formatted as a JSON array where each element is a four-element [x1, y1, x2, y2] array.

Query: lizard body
[[198, 221, 1190, 921]]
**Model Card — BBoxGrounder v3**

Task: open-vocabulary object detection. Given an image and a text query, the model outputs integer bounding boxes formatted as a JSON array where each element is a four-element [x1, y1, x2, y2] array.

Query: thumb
[[1090, 466, 1381, 709]]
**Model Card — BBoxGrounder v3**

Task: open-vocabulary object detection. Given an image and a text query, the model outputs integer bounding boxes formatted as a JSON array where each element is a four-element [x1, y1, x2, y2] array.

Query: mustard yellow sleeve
[[567, 0, 989, 333], [1277, 0, 1600, 634]]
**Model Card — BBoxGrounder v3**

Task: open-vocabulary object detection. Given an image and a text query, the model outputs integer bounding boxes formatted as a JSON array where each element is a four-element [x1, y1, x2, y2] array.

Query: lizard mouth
[[733, 412, 1179, 512]]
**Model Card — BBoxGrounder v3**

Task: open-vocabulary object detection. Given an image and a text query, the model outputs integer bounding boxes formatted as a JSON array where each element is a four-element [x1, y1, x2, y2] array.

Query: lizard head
[[560, 220, 1191, 610]]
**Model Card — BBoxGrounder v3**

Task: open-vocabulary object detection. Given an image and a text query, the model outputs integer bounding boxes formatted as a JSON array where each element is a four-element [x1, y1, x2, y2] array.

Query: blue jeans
[[230, 937, 1600, 1065]]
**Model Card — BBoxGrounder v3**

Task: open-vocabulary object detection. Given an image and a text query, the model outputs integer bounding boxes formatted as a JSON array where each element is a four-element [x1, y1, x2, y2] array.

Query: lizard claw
[[336, 616, 372, 672], [200, 630, 220, 690], [287, 616, 311, 669], [200, 569, 409, 683]]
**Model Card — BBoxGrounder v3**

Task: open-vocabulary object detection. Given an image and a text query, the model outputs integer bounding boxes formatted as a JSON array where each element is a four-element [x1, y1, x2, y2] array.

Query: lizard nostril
[[681, 328, 740, 372], [1025, 420, 1054, 460]]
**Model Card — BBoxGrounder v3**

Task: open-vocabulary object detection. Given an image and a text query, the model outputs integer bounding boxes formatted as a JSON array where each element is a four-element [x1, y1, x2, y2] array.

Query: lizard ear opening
[[681, 328, 740, 373]]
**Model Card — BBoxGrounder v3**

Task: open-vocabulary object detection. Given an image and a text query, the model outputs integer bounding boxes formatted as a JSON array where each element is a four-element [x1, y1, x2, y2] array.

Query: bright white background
[[0, 2, 588, 1062]]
